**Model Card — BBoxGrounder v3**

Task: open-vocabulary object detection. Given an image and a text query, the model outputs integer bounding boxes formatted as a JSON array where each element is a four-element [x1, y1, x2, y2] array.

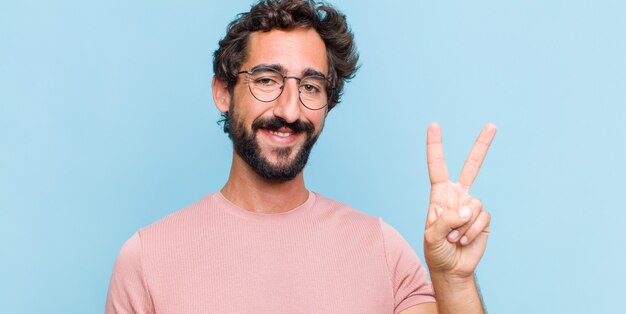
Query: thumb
[[425, 207, 472, 243]]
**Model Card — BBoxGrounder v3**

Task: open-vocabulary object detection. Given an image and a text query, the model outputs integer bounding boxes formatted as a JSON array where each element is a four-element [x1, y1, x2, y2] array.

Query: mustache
[[252, 117, 314, 134]]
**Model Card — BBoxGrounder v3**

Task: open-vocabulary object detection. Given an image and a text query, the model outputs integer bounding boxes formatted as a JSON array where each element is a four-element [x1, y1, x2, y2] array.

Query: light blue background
[[1, 0, 625, 313]]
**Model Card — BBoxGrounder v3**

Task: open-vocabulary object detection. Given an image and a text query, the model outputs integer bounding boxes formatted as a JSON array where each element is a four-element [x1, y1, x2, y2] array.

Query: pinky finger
[[460, 210, 491, 246]]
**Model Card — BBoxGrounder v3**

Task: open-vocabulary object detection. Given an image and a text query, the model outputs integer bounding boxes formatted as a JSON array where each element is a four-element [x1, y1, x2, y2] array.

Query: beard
[[226, 105, 321, 183]]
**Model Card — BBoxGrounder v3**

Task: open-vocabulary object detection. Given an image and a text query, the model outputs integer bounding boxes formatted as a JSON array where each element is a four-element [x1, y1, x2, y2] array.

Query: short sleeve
[[105, 232, 155, 314], [379, 219, 436, 313]]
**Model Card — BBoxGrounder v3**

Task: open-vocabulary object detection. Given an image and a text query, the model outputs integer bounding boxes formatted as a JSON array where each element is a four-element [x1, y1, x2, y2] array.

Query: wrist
[[430, 272, 478, 298], [429, 272, 484, 314], [430, 271, 476, 286]]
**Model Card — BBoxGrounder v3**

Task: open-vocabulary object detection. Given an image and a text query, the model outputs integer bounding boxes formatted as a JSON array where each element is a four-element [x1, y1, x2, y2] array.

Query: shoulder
[[106, 231, 155, 313], [311, 192, 395, 245], [115, 193, 224, 259], [312, 193, 413, 246], [136, 192, 217, 238], [313, 192, 435, 309], [312, 192, 380, 223], [375, 220, 436, 311]]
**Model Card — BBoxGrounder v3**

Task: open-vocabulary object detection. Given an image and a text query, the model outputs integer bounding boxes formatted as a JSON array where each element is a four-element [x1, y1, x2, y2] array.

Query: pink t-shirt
[[106, 192, 435, 313]]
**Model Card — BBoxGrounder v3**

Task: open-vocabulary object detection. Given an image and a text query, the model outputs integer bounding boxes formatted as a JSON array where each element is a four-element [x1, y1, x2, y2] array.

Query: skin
[[401, 123, 496, 314], [212, 27, 497, 314], [212, 28, 328, 214]]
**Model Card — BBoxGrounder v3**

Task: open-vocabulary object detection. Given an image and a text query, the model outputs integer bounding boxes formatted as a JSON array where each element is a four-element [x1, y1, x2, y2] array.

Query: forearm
[[430, 273, 484, 314]]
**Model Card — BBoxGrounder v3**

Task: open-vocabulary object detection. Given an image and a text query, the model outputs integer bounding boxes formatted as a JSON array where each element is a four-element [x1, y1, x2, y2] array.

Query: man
[[106, 1, 496, 313]]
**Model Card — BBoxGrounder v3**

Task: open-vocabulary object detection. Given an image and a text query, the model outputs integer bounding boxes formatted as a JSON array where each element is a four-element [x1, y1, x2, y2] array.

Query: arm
[[105, 232, 155, 314], [420, 123, 496, 314], [394, 275, 484, 314]]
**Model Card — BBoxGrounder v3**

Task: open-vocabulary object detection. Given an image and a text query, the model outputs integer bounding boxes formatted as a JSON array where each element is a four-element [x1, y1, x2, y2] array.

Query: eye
[[251, 70, 282, 87], [255, 77, 277, 86], [301, 83, 320, 93], [300, 77, 325, 94]]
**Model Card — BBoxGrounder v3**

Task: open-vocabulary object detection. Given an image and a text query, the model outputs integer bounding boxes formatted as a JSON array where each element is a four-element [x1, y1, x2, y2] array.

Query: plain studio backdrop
[[1, 0, 625, 313]]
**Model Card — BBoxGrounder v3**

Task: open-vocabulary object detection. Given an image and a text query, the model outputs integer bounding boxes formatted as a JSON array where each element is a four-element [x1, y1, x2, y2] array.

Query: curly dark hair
[[213, 0, 359, 115]]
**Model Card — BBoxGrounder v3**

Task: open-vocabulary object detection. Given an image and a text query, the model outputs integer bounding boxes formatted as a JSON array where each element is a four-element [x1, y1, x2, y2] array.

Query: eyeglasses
[[237, 67, 330, 110]]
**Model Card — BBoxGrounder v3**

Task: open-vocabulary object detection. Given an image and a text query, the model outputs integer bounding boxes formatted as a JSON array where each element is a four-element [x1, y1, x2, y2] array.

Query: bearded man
[[106, 1, 496, 313]]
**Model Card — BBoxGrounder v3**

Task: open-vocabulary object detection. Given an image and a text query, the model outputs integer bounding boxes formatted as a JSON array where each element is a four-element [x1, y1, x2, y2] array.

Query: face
[[216, 28, 329, 182]]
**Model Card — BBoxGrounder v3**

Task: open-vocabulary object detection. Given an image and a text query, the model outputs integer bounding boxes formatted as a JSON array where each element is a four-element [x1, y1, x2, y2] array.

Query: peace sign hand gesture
[[424, 123, 497, 279]]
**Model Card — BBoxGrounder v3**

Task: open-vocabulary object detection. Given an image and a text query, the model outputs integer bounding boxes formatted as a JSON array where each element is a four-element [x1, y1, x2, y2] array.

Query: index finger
[[426, 123, 450, 184], [458, 123, 497, 189]]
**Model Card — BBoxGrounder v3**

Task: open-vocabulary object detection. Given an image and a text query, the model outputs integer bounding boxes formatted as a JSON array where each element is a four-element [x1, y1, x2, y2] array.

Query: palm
[[427, 182, 489, 275], [423, 123, 496, 278]]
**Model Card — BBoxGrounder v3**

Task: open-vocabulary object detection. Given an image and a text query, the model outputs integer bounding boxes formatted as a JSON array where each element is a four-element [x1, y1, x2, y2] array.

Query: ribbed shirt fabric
[[106, 191, 435, 314]]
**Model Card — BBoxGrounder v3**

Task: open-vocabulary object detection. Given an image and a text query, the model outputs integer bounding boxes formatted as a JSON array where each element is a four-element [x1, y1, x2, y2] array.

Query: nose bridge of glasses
[[283, 75, 302, 89], [278, 75, 302, 103]]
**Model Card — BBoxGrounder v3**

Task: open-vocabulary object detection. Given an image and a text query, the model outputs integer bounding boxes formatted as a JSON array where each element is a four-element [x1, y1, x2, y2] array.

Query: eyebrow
[[302, 68, 326, 78], [249, 63, 327, 78], [250, 63, 286, 73]]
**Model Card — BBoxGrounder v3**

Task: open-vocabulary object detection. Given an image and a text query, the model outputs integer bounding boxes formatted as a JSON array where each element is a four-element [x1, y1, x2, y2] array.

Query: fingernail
[[460, 236, 468, 245], [447, 230, 459, 241], [459, 207, 471, 219]]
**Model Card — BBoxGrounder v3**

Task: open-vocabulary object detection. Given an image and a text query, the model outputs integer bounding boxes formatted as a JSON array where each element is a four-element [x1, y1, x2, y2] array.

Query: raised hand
[[423, 123, 496, 279]]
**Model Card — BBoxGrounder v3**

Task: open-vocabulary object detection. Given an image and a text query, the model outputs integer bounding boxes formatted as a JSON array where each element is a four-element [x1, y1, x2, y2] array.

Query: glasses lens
[[248, 69, 283, 102], [299, 76, 327, 110]]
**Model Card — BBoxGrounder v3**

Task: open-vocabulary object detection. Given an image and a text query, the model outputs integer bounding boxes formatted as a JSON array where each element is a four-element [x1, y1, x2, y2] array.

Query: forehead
[[244, 28, 328, 75]]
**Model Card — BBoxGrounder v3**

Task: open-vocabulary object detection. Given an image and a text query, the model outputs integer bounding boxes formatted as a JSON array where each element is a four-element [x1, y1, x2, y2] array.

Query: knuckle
[[439, 210, 455, 225], [424, 230, 437, 245], [471, 198, 483, 209], [466, 158, 481, 169], [482, 210, 491, 221], [465, 225, 481, 239]]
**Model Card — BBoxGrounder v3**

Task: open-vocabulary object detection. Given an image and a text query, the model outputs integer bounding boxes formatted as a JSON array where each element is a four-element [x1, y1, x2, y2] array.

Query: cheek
[[231, 96, 268, 126], [309, 113, 327, 134]]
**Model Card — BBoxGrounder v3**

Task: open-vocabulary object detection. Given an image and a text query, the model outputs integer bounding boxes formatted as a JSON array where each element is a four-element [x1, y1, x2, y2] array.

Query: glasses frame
[[237, 67, 332, 111]]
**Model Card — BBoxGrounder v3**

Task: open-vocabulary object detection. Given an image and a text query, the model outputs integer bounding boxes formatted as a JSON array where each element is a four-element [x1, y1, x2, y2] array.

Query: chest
[[144, 223, 395, 313]]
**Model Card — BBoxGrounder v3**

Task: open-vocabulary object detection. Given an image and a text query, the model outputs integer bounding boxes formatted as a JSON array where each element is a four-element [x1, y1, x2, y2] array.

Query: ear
[[212, 76, 231, 113]]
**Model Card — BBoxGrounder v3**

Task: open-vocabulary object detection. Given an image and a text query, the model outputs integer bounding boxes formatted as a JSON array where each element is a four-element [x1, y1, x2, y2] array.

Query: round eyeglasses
[[237, 67, 330, 110]]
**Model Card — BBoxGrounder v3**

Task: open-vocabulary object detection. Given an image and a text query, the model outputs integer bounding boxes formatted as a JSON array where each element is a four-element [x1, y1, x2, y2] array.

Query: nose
[[272, 77, 302, 123]]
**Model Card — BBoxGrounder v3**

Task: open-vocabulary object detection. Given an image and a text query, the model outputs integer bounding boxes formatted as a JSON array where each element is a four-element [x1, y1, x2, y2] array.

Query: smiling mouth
[[251, 117, 314, 144], [268, 130, 293, 137]]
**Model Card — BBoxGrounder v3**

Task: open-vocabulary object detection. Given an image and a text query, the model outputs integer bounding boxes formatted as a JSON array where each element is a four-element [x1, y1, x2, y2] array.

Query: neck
[[220, 153, 309, 214]]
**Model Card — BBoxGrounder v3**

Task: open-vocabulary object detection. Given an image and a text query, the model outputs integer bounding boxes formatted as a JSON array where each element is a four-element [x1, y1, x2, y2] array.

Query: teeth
[[269, 130, 291, 137]]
